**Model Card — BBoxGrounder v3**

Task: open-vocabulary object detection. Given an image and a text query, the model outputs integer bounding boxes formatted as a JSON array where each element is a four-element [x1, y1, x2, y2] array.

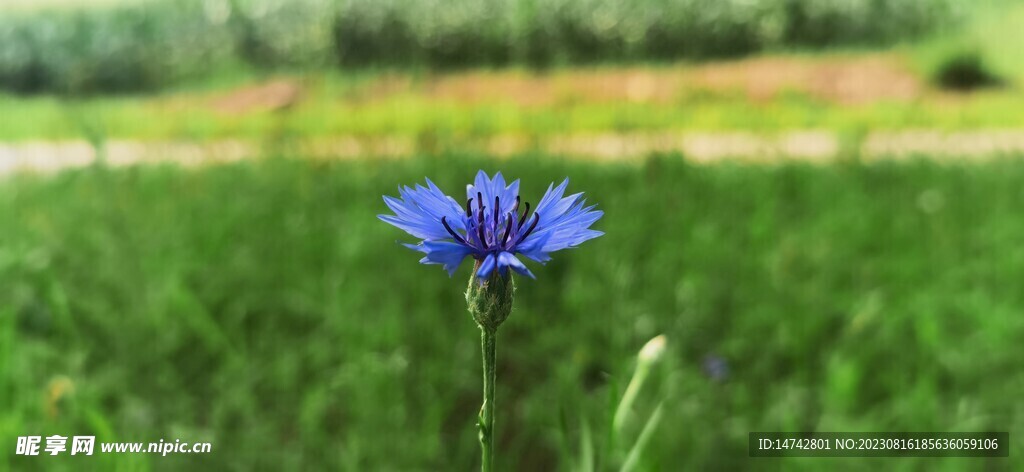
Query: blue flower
[[379, 171, 603, 281]]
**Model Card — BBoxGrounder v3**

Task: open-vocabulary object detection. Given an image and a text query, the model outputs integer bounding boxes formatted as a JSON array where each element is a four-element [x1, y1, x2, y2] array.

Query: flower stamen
[[441, 216, 467, 245], [501, 214, 514, 247], [479, 231, 488, 249], [516, 213, 540, 245], [493, 196, 500, 235], [517, 202, 531, 229]]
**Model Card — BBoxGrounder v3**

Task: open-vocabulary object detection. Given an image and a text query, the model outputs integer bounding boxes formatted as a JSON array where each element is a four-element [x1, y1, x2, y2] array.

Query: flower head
[[379, 171, 603, 281]]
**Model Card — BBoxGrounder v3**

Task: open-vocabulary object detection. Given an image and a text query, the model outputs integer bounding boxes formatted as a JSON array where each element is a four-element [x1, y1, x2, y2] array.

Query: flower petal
[[498, 251, 535, 279], [500, 179, 521, 214], [515, 229, 553, 263], [380, 178, 466, 241], [476, 253, 497, 280], [378, 214, 445, 241], [534, 178, 569, 221], [468, 170, 495, 207], [541, 209, 604, 252], [514, 179, 603, 256], [404, 241, 474, 276]]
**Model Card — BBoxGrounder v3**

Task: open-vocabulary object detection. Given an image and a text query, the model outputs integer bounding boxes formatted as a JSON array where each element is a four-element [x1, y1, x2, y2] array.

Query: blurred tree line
[[0, 0, 959, 94]]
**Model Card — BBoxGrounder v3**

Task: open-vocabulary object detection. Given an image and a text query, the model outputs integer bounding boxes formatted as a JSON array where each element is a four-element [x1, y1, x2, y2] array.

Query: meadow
[[1, 154, 1022, 470]]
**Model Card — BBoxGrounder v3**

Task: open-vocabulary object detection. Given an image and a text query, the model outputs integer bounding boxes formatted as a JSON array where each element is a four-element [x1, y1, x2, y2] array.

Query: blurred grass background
[[1, 0, 1023, 470], [2, 155, 1022, 470]]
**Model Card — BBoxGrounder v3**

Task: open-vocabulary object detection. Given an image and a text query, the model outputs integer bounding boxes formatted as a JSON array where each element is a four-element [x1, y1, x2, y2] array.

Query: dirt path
[[2, 130, 1024, 176]]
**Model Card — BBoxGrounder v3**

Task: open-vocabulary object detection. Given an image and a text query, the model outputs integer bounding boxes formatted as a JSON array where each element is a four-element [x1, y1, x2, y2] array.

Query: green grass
[[1, 154, 1022, 470]]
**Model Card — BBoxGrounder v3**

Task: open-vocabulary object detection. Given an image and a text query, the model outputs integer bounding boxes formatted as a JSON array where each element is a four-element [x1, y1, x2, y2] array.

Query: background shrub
[[232, 0, 338, 68], [0, 1, 235, 94], [931, 48, 1004, 91]]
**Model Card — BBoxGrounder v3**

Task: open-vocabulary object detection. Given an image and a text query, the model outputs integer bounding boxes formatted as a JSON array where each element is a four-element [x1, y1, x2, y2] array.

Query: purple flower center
[[442, 192, 540, 257]]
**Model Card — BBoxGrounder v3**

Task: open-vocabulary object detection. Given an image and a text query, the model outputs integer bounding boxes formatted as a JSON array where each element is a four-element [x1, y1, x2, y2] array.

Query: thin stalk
[[613, 362, 650, 435], [619, 402, 664, 472], [479, 327, 497, 472]]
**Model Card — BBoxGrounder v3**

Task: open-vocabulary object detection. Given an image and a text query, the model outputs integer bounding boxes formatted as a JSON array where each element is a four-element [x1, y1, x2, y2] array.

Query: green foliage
[[778, 0, 957, 46], [0, 0, 960, 94], [231, 0, 338, 68], [0, 1, 234, 94], [1, 155, 1022, 470], [331, 0, 960, 67]]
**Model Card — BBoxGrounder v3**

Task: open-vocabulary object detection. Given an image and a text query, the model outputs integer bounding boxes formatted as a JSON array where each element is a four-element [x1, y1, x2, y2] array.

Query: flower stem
[[612, 361, 650, 435], [479, 327, 497, 472]]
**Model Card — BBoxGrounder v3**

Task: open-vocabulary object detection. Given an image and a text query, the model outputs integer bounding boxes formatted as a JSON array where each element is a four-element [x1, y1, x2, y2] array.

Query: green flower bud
[[638, 335, 667, 365], [466, 270, 515, 332]]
